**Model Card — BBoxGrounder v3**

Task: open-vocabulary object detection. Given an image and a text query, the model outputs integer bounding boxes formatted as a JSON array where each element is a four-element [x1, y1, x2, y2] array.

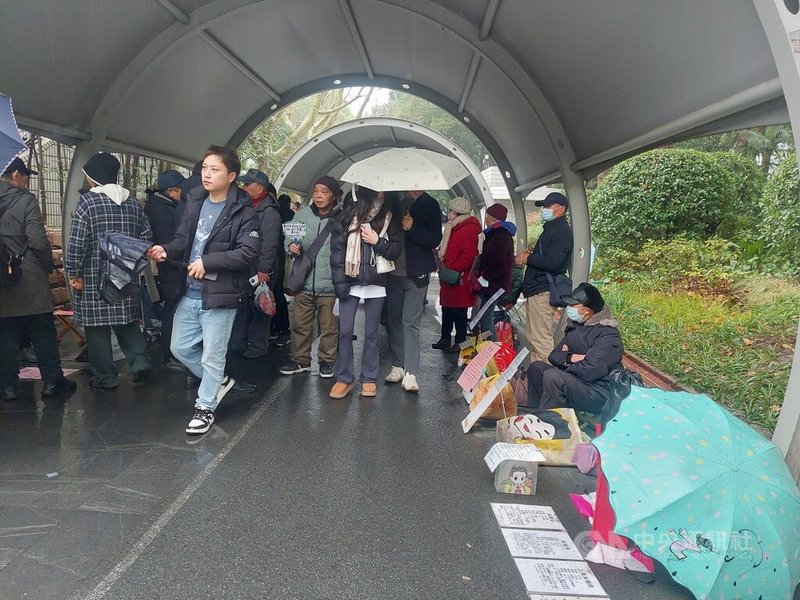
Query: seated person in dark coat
[[527, 282, 623, 414]]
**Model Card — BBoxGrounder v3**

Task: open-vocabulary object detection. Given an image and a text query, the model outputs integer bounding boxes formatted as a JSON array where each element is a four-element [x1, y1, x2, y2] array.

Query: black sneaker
[[41, 378, 77, 397], [0, 386, 18, 401], [186, 408, 214, 435], [319, 362, 334, 379], [132, 368, 153, 384], [280, 362, 311, 375], [272, 331, 290, 348], [89, 377, 118, 390], [432, 338, 451, 350], [231, 380, 257, 394]]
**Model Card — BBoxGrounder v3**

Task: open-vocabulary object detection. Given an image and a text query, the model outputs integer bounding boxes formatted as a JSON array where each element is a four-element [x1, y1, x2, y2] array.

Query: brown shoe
[[361, 382, 377, 397], [329, 381, 354, 399]]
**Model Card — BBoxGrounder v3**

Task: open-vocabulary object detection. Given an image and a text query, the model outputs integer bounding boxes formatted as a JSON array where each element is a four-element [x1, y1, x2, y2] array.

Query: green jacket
[[285, 204, 335, 296]]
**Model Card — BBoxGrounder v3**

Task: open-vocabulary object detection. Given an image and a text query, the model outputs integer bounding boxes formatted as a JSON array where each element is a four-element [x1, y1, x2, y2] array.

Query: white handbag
[[374, 213, 395, 274]]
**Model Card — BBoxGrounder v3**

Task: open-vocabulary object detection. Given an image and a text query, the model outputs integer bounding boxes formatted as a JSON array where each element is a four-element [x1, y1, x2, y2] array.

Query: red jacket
[[439, 216, 481, 308]]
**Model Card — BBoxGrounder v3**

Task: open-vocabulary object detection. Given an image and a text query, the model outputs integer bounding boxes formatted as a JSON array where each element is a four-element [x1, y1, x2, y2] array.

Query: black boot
[[41, 379, 77, 397], [432, 338, 451, 350]]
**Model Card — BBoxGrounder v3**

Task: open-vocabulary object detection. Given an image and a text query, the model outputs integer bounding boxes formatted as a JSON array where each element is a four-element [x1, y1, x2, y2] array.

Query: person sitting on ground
[[329, 186, 401, 399], [432, 197, 480, 353], [526, 282, 623, 414], [0, 158, 77, 400], [279, 176, 341, 378], [474, 203, 515, 340]]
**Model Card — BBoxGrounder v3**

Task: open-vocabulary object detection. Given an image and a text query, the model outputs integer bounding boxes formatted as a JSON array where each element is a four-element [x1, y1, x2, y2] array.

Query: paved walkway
[[0, 293, 695, 599]]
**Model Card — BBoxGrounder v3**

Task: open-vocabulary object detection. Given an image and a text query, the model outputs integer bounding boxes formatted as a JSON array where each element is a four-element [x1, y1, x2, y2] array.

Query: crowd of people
[[0, 145, 626, 436]]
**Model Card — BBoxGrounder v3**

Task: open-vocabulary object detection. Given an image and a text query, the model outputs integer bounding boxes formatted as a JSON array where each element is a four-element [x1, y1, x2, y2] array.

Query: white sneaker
[[385, 366, 404, 383], [215, 375, 236, 403], [401, 372, 419, 393]]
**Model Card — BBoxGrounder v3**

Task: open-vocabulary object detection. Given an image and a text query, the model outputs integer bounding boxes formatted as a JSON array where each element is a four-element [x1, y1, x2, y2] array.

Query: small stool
[[54, 309, 86, 345]]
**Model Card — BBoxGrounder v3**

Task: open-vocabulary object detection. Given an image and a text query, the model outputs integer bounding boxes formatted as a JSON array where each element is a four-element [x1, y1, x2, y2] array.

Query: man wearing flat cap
[[236, 168, 282, 359], [0, 158, 77, 400], [516, 191, 573, 362], [526, 282, 624, 414]]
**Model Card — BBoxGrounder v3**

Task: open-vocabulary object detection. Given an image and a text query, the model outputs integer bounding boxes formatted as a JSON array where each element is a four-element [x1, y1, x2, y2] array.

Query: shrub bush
[[710, 151, 765, 241], [759, 151, 800, 278], [590, 148, 736, 252]]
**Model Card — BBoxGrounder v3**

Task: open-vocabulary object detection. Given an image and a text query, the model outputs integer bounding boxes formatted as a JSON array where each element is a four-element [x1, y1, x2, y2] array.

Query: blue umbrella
[[0, 93, 26, 174]]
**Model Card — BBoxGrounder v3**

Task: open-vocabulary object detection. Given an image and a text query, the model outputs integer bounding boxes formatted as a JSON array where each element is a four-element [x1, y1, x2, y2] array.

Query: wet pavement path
[[0, 298, 694, 600]]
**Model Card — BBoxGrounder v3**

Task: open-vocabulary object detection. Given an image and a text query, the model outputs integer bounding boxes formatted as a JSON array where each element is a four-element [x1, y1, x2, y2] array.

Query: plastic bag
[[496, 320, 514, 348], [253, 283, 277, 316], [469, 374, 517, 420]]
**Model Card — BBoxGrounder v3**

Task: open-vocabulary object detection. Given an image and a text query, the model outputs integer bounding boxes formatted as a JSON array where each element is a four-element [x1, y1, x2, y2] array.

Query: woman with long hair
[[329, 187, 401, 398]]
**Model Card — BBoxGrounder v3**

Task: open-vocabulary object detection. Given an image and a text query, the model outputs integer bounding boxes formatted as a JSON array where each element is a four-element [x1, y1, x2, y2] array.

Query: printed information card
[[501, 529, 582, 560], [514, 558, 608, 598], [490, 503, 564, 531]]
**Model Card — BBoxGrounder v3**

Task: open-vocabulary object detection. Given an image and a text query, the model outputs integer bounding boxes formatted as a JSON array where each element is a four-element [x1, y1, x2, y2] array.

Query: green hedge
[[759, 151, 800, 277], [590, 148, 736, 252]]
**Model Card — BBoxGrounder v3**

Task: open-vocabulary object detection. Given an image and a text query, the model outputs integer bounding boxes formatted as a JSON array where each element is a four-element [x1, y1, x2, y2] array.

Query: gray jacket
[[0, 180, 54, 318], [285, 204, 335, 296]]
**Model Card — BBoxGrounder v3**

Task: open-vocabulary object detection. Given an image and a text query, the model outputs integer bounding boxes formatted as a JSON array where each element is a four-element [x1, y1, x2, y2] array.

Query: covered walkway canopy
[[274, 117, 492, 209], [2, 1, 800, 465]]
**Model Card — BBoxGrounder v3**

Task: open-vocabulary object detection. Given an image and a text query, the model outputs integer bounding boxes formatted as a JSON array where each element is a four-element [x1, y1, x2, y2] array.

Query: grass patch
[[601, 276, 799, 433]]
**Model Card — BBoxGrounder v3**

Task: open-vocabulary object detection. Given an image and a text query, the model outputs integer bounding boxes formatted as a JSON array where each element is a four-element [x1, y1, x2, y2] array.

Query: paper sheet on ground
[[461, 347, 529, 432], [515, 558, 607, 597], [484, 443, 544, 472], [468, 287, 505, 330], [457, 342, 499, 392], [19, 367, 79, 380], [529, 595, 609, 600], [502, 529, 582, 560], [491, 504, 565, 530], [282, 222, 307, 240]]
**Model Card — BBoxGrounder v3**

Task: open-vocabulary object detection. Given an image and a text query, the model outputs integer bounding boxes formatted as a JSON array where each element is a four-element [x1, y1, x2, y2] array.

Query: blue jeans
[[478, 298, 498, 341], [171, 296, 237, 411]]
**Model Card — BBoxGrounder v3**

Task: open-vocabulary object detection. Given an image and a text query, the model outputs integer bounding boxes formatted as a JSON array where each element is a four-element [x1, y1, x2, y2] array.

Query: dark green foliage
[[710, 151, 765, 241], [590, 149, 736, 252], [759, 151, 800, 278]]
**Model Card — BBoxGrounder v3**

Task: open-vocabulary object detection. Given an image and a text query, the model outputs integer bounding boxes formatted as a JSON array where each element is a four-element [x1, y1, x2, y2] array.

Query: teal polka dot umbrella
[[593, 386, 800, 600]]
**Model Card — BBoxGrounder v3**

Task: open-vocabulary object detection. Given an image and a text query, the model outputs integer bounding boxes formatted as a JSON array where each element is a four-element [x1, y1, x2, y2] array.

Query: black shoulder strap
[[304, 219, 334, 261]]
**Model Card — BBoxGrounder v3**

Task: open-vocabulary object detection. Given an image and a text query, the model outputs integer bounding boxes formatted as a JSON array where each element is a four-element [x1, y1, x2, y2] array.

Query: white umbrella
[[340, 147, 469, 191]]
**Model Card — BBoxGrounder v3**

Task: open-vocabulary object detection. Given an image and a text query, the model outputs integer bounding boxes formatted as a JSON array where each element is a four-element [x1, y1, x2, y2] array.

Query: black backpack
[[0, 200, 26, 287]]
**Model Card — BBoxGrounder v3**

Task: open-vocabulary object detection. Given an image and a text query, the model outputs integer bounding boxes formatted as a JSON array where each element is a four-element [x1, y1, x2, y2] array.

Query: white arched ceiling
[[271, 117, 493, 211]]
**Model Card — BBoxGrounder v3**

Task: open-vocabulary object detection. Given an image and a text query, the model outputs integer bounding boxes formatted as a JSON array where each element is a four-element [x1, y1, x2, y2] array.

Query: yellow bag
[[469, 374, 517, 420], [496, 408, 582, 466]]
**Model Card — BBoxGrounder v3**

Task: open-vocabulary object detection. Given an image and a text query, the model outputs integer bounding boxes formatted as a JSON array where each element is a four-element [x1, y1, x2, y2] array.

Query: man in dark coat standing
[[527, 283, 623, 414], [476, 203, 516, 340], [0, 158, 77, 400], [145, 169, 185, 366], [384, 190, 442, 393], [236, 168, 282, 359], [149, 146, 259, 435], [516, 192, 573, 362]]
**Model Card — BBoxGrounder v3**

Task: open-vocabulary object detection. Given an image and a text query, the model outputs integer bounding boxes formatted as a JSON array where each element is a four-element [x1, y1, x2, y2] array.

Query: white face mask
[[541, 207, 555, 221], [566, 305, 583, 322]]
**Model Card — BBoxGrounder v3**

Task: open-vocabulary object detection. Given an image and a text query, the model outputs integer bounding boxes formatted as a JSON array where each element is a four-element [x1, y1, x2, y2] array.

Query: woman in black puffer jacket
[[329, 187, 401, 399]]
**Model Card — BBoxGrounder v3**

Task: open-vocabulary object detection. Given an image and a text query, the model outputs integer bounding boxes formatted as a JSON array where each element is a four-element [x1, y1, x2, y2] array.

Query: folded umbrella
[[0, 93, 26, 174], [593, 386, 800, 600]]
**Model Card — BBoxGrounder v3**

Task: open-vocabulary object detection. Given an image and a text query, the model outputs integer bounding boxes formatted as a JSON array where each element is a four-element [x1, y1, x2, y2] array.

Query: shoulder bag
[[373, 213, 395, 274], [539, 243, 572, 307], [285, 219, 333, 294]]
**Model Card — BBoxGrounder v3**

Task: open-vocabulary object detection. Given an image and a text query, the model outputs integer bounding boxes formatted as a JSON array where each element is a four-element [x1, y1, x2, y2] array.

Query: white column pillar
[[562, 171, 590, 285], [754, 0, 800, 479]]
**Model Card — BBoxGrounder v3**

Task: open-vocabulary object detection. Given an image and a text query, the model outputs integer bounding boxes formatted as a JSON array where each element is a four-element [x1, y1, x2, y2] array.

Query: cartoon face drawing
[[510, 467, 528, 484], [502, 465, 533, 495]]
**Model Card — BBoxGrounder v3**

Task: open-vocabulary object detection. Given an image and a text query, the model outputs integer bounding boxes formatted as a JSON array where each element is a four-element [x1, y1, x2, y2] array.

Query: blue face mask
[[566, 306, 583, 322], [541, 207, 555, 222]]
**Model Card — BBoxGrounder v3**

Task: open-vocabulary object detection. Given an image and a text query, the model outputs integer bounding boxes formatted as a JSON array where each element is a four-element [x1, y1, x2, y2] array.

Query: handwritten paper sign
[[461, 347, 529, 432], [484, 443, 544, 472], [468, 287, 505, 330], [515, 559, 607, 597], [457, 342, 500, 393], [490, 504, 564, 531], [282, 222, 307, 240], [502, 529, 582, 560]]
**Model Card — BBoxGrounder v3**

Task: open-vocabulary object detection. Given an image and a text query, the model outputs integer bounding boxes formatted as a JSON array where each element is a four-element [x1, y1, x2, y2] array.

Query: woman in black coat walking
[[329, 187, 401, 399]]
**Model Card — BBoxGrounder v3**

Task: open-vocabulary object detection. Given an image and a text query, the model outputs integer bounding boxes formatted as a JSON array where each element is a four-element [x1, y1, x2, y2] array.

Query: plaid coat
[[66, 190, 152, 326]]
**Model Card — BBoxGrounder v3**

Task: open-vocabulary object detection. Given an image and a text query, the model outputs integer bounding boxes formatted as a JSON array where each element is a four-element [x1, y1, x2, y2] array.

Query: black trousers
[[440, 307, 468, 343], [527, 360, 606, 414], [0, 313, 65, 387], [84, 322, 152, 386]]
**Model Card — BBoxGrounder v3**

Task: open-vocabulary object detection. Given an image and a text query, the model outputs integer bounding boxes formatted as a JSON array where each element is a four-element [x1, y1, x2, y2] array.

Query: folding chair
[[54, 309, 86, 345]]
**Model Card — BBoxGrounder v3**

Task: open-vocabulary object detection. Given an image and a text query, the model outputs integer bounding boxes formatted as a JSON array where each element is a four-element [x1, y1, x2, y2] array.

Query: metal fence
[[20, 134, 189, 228]]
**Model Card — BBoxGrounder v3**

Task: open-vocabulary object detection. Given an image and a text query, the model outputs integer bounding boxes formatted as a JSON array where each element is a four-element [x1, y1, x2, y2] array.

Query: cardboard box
[[51, 286, 71, 306], [46, 228, 62, 249], [484, 443, 545, 496]]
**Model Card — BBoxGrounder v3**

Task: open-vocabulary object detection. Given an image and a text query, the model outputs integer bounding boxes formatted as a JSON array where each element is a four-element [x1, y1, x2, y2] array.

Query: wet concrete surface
[[0, 293, 695, 600]]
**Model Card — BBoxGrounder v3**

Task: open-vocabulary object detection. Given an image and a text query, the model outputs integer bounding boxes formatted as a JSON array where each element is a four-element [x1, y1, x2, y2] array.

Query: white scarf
[[439, 213, 472, 259], [90, 183, 130, 205]]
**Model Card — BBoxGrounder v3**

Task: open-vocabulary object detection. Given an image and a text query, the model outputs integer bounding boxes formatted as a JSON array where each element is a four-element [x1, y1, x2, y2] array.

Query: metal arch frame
[[271, 117, 493, 209], [60, 0, 591, 274]]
